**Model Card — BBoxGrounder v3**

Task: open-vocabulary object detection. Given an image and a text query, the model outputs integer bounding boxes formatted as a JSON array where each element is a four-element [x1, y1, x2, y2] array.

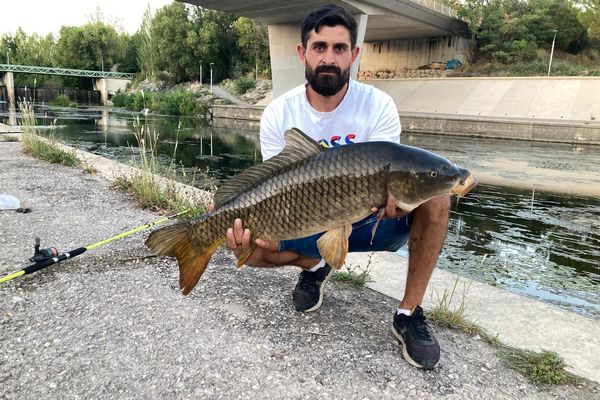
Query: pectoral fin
[[317, 224, 352, 269], [236, 242, 258, 268], [370, 208, 386, 245]]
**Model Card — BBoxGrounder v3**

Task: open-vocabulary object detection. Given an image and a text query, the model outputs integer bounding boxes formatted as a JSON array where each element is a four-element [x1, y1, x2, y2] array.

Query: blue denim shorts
[[279, 214, 411, 258]]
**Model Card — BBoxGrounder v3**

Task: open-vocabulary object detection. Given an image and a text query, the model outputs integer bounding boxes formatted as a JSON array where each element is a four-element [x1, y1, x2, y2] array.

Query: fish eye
[[430, 170, 438, 177]]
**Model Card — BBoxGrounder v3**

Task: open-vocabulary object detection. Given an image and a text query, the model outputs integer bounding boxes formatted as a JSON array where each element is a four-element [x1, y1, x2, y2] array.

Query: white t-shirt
[[259, 79, 401, 160]]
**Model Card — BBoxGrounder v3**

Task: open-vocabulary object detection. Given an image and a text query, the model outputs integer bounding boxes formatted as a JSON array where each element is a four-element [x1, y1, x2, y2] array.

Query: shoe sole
[[391, 326, 436, 370], [302, 267, 334, 313]]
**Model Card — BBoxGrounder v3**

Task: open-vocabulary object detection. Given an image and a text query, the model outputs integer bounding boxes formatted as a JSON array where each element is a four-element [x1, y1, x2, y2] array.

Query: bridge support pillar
[[267, 13, 368, 99], [2, 72, 16, 126], [93, 78, 108, 106]]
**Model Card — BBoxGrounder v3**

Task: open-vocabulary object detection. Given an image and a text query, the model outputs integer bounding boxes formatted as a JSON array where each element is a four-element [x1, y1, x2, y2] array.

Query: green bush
[[110, 89, 206, 117], [112, 90, 127, 107], [233, 76, 255, 94], [52, 94, 71, 107]]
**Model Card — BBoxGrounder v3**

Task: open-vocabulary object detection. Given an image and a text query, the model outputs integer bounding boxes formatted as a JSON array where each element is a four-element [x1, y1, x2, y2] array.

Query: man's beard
[[305, 64, 350, 96]]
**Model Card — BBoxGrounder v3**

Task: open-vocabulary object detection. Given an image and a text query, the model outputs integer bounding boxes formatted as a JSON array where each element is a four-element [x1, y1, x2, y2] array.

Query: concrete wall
[[2, 72, 15, 107], [211, 77, 600, 145], [359, 36, 470, 72], [267, 24, 305, 98], [369, 77, 600, 122], [106, 79, 129, 96]]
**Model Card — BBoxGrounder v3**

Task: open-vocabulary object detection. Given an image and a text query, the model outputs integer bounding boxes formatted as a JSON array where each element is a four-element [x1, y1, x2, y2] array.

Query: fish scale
[[145, 128, 476, 295]]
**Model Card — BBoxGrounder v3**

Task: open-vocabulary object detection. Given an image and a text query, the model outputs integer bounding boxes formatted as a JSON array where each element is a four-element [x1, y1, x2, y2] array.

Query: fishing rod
[[0, 210, 188, 284]]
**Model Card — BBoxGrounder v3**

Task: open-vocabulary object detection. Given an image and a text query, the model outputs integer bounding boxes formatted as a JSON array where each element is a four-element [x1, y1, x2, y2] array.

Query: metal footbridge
[[0, 64, 134, 79]]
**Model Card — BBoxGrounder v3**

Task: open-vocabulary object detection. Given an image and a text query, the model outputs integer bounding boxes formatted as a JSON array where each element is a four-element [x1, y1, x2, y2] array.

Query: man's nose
[[320, 48, 337, 65]]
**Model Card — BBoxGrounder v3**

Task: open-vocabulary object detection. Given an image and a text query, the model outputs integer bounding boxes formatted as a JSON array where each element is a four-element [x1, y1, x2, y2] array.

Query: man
[[226, 4, 450, 370]]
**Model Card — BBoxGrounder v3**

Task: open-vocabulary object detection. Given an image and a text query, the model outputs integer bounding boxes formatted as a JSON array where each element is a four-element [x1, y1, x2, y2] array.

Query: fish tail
[[145, 222, 222, 295]]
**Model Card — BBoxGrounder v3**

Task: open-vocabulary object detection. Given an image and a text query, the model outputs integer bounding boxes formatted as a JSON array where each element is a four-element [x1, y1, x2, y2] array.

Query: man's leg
[[392, 195, 450, 370], [281, 214, 412, 312], [401, 195, 451, 309]]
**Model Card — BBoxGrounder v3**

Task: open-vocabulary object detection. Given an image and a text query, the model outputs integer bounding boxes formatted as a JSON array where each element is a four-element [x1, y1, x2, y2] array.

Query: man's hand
[[226, 218, 307, 267], [371, 194, 408, 219]]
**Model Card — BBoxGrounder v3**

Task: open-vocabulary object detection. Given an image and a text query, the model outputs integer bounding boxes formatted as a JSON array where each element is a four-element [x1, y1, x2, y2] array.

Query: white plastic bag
[[0, 194, 21, 210]]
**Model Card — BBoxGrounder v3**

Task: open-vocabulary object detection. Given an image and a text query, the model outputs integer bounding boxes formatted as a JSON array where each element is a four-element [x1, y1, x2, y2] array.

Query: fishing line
[[0, 210, 187, 284]]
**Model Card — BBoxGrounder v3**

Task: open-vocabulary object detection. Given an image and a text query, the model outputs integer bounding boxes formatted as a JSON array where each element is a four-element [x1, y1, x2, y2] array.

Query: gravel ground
[[1, 142, 598, 399]]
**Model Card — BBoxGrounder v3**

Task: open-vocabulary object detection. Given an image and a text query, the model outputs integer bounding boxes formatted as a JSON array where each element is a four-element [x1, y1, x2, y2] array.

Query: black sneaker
[[292, 264, 333, 312], [391, 306, 440, 369]]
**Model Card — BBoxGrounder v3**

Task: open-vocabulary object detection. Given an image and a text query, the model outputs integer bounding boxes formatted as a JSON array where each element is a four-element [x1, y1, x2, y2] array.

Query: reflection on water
[[18, 105, 261, 186], [4, 106, 598, 318]]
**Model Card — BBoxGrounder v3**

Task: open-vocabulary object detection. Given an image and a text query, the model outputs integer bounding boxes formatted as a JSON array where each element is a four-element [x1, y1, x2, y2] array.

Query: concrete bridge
[[0, 64, 133, 108], [185, 0, 470, 96]]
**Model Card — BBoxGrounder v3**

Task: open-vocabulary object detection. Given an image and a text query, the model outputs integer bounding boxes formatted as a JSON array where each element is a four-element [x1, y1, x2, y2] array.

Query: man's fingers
[[242, 228, 252, 246], [226, 227, 237, 249], [233, 218, 244, 244]]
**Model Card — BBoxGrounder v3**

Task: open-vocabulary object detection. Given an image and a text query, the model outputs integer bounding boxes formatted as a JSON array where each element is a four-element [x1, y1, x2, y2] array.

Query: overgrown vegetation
[[52, 94, 78, 108], [426, 279, 499, 345], [498, 348, 575, 385], [425, 276, 577, 385], [444, 0, 600, 75], [0, 135, 19, 142], [19, 101, 80, 167], [333, 253, 374, 288], [0, 4, 270, 88], [112, 118, 206, 217], [112, 89, 207, 117], [233, 75, 256, 95]]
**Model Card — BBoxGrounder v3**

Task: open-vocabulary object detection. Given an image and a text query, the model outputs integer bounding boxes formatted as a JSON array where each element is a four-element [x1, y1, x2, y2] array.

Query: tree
[[150, 2, 195, 82], [137, 4, 158, 79], [233, 17, 270, 79], [459, 0, 589, 62], [577, 0, 600, 46], [188, 8, 238, 83]]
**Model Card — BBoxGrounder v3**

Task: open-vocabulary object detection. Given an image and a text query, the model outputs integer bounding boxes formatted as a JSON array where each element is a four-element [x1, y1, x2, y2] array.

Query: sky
[[0, 0, 174, 36]]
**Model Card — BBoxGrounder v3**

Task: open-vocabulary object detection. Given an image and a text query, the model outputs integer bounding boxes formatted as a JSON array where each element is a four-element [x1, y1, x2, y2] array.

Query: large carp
[[146, 128, 476, 295]]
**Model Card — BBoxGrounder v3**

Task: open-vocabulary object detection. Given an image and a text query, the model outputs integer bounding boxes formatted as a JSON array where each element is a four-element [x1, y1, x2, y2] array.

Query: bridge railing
[[0, 64, 134, 79], [408, 0, 458, 18]]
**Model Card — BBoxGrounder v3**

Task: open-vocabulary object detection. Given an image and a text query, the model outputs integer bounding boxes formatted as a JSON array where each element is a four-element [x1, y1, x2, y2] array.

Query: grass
[[333, 253, 374, 288], [425, 276, 578, 385], [426, 278, 499, 346], [19, 100, 81, 167], [0, 135, 19, 142], [112, 118, 206, 217], [498, 348, 575, 385]]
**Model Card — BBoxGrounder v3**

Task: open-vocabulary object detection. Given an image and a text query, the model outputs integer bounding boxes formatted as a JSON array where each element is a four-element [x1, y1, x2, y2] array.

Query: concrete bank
[[212, 104, 600, 145], [213, 77, 600, 145], [0, 122, 20, 134]]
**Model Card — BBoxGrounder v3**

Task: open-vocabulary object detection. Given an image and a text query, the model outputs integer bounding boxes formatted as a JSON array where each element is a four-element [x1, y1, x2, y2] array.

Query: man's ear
[[296, 43, 306, 65], [351, 46, 360, 62]]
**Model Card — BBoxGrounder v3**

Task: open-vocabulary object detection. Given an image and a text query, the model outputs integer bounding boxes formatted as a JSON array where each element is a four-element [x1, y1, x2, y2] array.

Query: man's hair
[[301, 4, 358, 49]]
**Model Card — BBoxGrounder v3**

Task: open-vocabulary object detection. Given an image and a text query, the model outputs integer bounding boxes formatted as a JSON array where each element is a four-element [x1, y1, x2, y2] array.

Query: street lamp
[[199, 60, 203, 84], [210, 62, 214, 94], [547, 29, 558, 77]]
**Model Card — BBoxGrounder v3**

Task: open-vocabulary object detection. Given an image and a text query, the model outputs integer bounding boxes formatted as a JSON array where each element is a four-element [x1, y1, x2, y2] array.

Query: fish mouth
[[452, 174, 478, 198]]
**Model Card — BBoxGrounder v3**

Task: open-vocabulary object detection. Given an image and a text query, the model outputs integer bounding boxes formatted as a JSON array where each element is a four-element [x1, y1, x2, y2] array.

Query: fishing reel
[[29, 237, 58, 263]]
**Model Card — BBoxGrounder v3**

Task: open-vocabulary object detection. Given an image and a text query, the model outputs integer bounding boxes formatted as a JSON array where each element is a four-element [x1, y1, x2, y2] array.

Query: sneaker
[[292, 264, 333, 312], [391, 306, 440, 369]]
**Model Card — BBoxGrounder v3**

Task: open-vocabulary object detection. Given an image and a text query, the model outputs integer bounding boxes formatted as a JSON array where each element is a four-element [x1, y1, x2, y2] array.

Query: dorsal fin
[[213, 128, 324, 208]]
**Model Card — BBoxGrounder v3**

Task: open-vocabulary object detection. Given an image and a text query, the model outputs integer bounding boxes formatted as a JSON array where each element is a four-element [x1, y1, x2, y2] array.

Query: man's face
[[298, 25, 359, 96]]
